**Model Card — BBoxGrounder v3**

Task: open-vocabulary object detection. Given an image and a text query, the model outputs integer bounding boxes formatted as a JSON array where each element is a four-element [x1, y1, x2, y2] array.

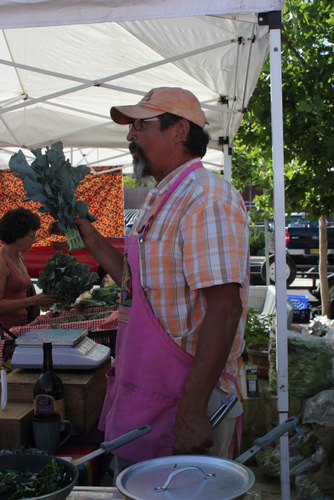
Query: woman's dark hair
[[0, 207, 40, 244], [159, 113, 210, 158]]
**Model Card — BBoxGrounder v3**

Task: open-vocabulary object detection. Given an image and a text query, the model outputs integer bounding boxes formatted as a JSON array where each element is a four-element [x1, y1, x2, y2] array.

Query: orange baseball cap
[[110, 87, 206, 129]]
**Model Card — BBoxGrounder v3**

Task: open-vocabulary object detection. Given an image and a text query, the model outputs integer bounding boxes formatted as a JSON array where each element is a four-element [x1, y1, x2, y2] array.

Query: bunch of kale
[[9, 141, 95, 250], [37, 251, 99, 304]]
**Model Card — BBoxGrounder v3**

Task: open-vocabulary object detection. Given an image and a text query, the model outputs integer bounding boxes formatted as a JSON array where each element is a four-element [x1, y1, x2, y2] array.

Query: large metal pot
[[116, 455, 255, 500]]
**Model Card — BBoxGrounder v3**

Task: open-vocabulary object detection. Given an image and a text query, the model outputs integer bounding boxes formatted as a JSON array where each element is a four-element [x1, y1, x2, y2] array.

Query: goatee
[[129, 142, 150, 179]]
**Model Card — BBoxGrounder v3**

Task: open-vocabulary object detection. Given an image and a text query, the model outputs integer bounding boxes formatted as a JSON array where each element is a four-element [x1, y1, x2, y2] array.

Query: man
[[75, 87, 249, 472]]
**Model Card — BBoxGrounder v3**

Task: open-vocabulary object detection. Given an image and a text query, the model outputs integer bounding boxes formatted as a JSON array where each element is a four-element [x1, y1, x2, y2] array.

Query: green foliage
[[232, 0, 334, 220], [9, 141, 96, 240], [249, 226, 265, 256], [37, 251, 99, 304], [122, 175, 155, 187], [244, 308, 275, 348]]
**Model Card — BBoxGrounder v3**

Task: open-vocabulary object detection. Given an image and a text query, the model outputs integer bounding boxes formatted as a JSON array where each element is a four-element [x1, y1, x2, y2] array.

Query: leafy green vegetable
[[256, 446, 304, 478], [0, 458, 71, 499], [8, 141, 95, 250], [244, 307, 275, 348], [269, 332, 333, 398], [37, 251, 99, 305]]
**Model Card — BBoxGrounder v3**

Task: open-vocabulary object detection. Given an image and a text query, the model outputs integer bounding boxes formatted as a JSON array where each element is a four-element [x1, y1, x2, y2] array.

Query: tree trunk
[[319, 215, 331, 318]]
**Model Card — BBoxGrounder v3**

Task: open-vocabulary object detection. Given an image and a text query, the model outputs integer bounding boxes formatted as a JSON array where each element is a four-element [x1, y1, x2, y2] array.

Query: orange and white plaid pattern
[[132, 160, 249, 392]]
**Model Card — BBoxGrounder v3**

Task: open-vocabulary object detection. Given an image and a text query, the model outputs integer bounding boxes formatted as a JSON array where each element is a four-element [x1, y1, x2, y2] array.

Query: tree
[[232, 0, 334, 316]]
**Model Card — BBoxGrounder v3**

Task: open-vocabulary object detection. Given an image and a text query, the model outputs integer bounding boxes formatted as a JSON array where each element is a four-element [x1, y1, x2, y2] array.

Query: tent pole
[[267, 12, 291, 499], [223, 144, 232, 182]]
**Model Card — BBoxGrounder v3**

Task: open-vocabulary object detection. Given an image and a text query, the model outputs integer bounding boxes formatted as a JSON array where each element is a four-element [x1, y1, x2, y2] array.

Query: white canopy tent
[[0, 1, 277, 175], [0, 1, 290, 496]]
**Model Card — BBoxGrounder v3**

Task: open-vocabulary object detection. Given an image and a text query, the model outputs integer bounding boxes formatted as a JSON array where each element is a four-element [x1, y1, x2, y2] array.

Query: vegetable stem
[[65, 224, 85, 251]]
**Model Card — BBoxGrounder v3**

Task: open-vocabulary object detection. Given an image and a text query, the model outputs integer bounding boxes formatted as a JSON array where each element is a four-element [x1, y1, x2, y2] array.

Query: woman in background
[[0, 207, 58, 330]]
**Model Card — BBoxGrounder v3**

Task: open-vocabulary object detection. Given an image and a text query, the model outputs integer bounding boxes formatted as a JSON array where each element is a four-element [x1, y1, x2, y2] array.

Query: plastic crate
[[287, 294, 310, 323], [88, 329, 117, 357]]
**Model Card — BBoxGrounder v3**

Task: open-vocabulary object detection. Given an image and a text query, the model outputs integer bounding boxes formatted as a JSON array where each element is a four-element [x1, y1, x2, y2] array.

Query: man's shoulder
[[192, 167, 244, 202]]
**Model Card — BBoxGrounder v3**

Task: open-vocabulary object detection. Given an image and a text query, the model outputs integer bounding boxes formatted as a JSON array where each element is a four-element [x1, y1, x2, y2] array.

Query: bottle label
[[34, 395, 64, 419]]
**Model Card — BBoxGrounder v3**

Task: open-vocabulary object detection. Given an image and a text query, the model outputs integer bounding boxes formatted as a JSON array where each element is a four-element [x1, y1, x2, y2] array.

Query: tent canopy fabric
[[0, 0, 283, 171]]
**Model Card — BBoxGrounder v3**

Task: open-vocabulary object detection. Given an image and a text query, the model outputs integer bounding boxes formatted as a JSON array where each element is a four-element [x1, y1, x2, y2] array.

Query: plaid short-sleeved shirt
[[131, 159, 249, 391]]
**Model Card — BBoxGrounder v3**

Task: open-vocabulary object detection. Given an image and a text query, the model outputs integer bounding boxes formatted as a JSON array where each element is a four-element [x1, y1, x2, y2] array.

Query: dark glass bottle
[[33, 342, 64, 418]]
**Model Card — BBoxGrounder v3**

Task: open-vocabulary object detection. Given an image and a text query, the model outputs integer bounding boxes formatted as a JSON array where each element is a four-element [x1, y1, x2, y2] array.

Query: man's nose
[[127, 126, 136, 141]]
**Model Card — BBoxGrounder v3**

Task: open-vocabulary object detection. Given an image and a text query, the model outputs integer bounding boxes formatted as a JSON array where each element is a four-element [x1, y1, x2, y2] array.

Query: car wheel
[[261, 254, 297, 286]]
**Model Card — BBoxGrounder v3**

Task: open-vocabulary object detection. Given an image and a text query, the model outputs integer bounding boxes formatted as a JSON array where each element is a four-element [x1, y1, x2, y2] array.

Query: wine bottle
[[33, 342, 65, 419]]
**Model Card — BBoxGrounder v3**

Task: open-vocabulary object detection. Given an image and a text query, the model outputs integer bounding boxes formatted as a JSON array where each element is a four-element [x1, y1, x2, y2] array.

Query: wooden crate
[[0, 402, 34, 449], [7, 360, 110, 433]]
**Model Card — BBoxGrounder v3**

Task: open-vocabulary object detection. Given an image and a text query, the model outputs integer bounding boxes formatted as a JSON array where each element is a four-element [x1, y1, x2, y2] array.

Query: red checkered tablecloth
[[9, 306, 119, 336]]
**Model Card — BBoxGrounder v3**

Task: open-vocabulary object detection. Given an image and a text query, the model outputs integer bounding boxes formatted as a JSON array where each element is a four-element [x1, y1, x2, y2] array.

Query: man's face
[[127, 117, 177, 183]]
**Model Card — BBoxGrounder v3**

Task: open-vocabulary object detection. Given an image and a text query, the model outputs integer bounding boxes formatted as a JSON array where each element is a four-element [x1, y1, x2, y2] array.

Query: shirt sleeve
[[181, 199, 249, 290]]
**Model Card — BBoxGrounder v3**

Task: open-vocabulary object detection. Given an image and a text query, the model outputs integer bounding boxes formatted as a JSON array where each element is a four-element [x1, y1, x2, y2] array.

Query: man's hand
[[174, 409, 213, 455]]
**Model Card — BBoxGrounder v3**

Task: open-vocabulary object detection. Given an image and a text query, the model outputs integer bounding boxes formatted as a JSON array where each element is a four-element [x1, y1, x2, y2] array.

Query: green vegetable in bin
[[76, 284, 121, 309], [37, 251, 99, 305], [9, 141, 95, 251], [268, 331, 333, 398]]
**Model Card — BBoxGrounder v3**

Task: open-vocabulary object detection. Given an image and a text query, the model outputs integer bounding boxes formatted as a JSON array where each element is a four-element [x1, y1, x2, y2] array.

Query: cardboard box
[[0, 402, 34, 449], [7, 360, 110, 433]]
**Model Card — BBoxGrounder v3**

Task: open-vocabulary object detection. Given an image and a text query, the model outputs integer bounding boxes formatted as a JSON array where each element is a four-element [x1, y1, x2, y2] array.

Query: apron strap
[[139, 161, 202, 240]]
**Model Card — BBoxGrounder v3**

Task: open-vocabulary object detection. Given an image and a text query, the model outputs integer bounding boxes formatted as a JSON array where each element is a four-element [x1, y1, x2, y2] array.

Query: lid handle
[[154, 466, 215, 492]]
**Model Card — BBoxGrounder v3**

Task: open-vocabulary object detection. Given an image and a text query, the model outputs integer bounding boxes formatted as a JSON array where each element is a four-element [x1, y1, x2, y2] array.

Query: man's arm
[[74, 218, 124, 286], [173, 282, 243, 454]]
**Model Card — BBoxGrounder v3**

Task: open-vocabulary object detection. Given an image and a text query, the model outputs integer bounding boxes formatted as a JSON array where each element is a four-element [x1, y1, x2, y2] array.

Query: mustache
[[129, 142, 140, 155]]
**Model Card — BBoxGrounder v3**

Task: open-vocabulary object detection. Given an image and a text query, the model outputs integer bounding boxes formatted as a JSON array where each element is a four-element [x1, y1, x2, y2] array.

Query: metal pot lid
[[116, 455, 255, 500]]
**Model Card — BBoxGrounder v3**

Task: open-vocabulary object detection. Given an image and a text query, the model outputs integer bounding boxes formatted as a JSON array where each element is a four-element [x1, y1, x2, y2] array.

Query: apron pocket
[[101, 371, 179, 463]]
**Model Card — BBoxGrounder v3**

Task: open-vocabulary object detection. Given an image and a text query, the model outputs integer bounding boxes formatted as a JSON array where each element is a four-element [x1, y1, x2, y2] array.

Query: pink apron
[[99, 162, 201, 463]]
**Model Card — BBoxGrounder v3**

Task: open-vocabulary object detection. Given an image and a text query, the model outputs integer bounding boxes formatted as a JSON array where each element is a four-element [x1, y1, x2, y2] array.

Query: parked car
[[262, 213, 334, 286]]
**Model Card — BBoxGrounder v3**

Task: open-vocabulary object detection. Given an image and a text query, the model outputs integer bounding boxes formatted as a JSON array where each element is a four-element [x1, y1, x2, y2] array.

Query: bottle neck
[[43, 343, 54, 372]]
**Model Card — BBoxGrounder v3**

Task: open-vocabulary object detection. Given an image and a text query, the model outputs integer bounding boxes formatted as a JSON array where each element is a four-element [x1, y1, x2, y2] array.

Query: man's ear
[[173, 119, 190, 142]]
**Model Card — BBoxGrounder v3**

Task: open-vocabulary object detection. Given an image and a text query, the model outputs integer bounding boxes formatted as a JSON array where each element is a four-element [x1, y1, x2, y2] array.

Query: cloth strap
[[139, 161, 202, 240]]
